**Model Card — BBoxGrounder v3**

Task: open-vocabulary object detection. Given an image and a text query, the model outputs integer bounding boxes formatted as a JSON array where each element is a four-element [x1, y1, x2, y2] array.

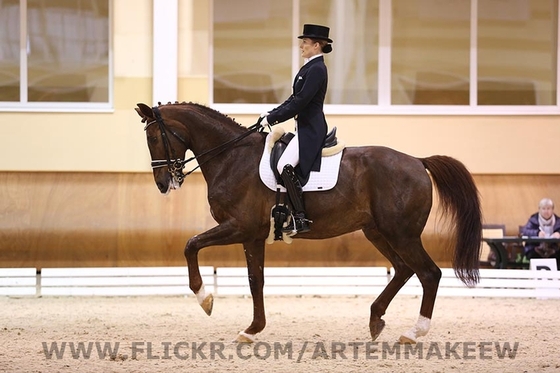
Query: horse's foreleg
[[184, 221, 245, 316], [184, 242, 214, 315], [236, 239, 266, 343]]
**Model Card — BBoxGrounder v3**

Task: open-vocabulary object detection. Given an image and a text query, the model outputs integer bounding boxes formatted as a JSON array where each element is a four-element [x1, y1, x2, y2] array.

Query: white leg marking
[[195, 283, 207, 306], [236, 331, 256, 343], [402, 315, 431, 342]]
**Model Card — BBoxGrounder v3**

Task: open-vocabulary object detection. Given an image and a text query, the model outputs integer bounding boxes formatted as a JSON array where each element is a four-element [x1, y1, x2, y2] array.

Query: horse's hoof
[[234, 331, 256, 343], [369, 319, 386, 341], [200, 293, 213, 316], [398, 335, 417, 344]]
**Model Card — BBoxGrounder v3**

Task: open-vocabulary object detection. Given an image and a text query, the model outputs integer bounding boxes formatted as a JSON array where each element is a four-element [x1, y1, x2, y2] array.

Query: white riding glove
[[259, 112, 270, 128]]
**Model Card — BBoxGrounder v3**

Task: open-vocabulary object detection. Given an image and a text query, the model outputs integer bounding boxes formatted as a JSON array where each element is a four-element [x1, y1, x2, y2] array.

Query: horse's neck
[[183, 109, 243, 155], [199, 136, 262, 189], [182, 109, 257, 182]]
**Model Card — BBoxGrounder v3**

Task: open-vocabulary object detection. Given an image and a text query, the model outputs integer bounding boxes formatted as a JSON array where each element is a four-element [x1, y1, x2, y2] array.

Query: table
[[482, 237, 560, 269]]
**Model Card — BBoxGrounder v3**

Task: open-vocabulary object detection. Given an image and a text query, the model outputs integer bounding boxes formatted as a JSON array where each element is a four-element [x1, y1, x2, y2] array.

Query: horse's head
[[135, 103, 189, 194]]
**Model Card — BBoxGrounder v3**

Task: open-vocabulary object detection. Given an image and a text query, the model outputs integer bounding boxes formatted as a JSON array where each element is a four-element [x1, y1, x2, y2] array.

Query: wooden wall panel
[[1, 172, 559, 269], [476, 174, 560, 235]]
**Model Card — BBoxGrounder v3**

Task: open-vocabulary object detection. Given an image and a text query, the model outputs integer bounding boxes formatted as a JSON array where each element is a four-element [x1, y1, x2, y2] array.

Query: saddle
[[270, 127, 338, 187]]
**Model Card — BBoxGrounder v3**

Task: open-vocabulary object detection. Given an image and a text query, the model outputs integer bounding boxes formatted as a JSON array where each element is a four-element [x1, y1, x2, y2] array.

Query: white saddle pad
[[259, 128, 344, 192]]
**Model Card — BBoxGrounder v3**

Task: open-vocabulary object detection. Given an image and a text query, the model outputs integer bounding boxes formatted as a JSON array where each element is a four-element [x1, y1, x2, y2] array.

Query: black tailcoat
[[267, 56, 328, 178]]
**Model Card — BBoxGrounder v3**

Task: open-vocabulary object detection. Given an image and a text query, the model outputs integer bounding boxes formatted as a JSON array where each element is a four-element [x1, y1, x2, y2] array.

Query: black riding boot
[[280, 164, 311, 235]]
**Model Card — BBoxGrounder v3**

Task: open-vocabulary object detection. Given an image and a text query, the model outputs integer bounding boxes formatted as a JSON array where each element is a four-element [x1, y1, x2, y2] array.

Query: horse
[[135, 101, 482, 344]]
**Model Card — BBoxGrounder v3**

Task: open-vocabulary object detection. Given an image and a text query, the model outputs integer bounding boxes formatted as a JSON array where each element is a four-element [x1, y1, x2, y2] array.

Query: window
[[391, 0, 470, 105], [213, 0, 378, 106], [212, 0, 560, 114], [300, 0, 379, 105], [477, 0, 557, 105], [213, 1, 292, 105], [0, 0, 111, 111]]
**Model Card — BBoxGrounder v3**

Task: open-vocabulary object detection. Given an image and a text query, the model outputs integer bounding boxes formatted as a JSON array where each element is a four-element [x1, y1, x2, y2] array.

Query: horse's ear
[[135, 103, 154, 120]]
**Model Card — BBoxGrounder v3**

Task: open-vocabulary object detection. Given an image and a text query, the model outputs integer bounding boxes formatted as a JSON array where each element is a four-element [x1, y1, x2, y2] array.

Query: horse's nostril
[[156, 182, 167, 193]]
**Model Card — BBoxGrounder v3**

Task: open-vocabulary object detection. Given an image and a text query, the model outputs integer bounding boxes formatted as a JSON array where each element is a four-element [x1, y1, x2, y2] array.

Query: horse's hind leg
[[382, 235, 442, 344], [396, 243, 441, 344], [363, 229, 415, 341]]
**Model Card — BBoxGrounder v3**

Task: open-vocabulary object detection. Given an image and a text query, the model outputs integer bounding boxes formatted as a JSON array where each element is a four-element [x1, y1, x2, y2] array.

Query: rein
[[146, 106, 264, 182]]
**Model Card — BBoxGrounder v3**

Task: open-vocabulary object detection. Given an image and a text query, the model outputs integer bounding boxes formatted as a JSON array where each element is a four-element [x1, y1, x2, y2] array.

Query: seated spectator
[[520, 198, 560, 267]]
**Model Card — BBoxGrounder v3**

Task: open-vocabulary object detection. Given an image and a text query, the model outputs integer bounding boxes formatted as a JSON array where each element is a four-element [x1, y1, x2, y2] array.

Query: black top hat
[[298, 24, 333, 43]]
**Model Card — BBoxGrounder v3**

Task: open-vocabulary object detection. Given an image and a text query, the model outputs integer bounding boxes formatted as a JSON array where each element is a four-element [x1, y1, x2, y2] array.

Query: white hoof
[[195, 284, 213, 316], [399, 315, 430, 344], [399, 332, 417, 344], [235, 331, 256, 343]]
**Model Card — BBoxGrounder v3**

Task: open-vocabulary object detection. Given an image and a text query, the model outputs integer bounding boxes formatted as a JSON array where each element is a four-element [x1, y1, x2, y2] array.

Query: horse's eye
[[148, 136, 158, 144]]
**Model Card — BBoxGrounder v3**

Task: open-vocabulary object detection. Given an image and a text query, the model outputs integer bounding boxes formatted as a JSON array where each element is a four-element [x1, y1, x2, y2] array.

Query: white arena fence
[[40, 266, 214, 296], [0, 268, 37, 296], [1, 266, 559, 299]]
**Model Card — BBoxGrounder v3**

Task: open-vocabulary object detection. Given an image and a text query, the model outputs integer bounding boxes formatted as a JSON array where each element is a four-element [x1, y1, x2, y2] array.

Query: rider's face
[[300, 38, 319, 59]]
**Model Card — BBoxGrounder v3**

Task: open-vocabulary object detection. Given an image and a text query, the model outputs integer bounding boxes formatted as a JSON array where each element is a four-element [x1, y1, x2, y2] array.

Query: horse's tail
[[420, 155, 482, 287]]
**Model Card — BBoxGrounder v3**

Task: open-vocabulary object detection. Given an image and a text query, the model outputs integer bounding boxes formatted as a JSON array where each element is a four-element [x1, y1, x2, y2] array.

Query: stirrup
[[282, 216, 312, 236]]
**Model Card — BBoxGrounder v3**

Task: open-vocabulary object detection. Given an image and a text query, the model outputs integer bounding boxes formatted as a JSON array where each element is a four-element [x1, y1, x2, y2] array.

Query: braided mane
[[157, 101, 242, 128]]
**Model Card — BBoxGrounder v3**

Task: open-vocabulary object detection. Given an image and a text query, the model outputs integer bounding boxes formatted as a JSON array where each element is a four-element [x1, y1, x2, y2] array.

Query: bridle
[[145, 106, 264, 184]]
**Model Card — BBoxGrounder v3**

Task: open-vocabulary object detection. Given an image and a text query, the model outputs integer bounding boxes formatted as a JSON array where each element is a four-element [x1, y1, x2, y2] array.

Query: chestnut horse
[[135, 102, 482, 344]]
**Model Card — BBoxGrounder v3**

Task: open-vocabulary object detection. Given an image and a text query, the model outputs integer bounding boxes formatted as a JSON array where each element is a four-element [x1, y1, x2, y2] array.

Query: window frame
[[211, 0, 560, 115], [0, 0, 114, 113]]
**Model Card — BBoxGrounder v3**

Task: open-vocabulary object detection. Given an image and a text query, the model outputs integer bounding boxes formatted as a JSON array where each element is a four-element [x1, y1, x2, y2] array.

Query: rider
[[259, 24, 333, 235]]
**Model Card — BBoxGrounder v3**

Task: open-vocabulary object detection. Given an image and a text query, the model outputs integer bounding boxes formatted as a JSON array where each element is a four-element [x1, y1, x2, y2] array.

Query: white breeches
[[277, 132, 300, 174]]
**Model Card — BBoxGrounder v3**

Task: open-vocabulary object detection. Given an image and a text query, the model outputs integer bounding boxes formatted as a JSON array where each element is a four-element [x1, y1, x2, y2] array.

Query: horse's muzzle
[[157, 175, 182, 194], [156, 181, 170, 194]]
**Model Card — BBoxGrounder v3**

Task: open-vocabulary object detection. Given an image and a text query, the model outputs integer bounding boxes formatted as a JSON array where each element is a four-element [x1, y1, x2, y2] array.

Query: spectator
[[520, 198, 560, 267]]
